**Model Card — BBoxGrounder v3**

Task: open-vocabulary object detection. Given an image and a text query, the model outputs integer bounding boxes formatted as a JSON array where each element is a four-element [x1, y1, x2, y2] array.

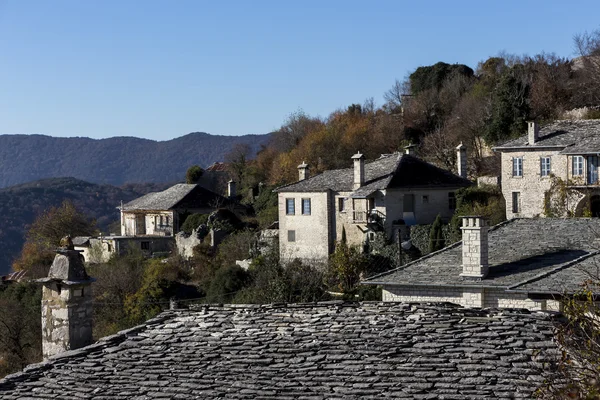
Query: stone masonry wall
[[501, 150, 567, 218], [383, 285, 559, 311], [41, 282, 93, 359]]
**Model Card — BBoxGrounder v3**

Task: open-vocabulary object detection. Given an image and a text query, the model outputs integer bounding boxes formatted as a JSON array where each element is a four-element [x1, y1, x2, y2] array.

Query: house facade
[[120, 183, 238, 237], [275, 150, 472, 264], [364, 216, 600, 311], [494, 119, 600, 218]]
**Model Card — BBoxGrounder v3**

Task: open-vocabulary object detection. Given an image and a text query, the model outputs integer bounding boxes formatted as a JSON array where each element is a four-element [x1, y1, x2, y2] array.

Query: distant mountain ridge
[[0, 177, 172, 276], [0, 132, 271, 188]]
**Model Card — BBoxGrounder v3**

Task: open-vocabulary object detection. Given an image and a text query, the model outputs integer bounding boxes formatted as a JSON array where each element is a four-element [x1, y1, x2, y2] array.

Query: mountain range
[[0, 132, 271, 188]]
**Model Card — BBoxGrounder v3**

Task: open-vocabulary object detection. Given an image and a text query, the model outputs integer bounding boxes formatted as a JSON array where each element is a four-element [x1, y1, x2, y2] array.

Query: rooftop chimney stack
[[351, 152, 365, 189], [528, 121, 539, 145], [404, 144, 417, 156], [297, 161, 309, 181], [456, 142, 467, 179], [227, 179, 236, 198], [460, 216, 489, 279], [38, 239, 94, 360]]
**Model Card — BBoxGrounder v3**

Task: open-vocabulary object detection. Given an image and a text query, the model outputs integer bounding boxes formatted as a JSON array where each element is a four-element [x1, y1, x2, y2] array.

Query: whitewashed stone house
[[274, 150, 472, 264], [364, 217, 600, 311], [494, 119, 600, 218]]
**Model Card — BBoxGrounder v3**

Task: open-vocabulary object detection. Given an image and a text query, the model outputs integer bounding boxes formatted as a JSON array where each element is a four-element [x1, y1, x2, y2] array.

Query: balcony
[[352, 209, 385, 229]]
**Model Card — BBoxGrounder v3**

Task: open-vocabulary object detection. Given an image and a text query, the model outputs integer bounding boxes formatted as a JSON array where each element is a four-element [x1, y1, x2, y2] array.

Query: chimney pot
[[297, 161, 309, 181], [528, 121, 539, 145], [404, 144, 417, 156], [456, 142, 467, 179], [227, 180, 236, 198], [351, 152, 365, 189], [460, 216, 489, 279]]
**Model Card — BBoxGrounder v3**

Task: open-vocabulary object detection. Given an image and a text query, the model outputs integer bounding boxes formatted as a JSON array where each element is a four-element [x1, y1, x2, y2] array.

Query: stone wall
[[383, 285, 561, 311], [500, 150, 567, 218], [41, 282, 93, 359]]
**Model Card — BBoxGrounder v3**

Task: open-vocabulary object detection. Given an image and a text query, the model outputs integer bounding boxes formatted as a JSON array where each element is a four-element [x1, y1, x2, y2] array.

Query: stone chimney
[[404, 144, 417, 156], [351, 152, 365, 189], [227, 179, 236, 198], [460, 216, 489, 279], [38, 241, 94, 360], [528, 121, 539, 145], [298, 161, 309, 181], [456, 142, 467, 179]]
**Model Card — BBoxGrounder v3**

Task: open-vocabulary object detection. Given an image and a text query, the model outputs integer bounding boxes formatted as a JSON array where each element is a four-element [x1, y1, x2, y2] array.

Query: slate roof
[[364, 218, 600, 295], [0, 302, 560, 399], [494, 119, 600, 154], [275, 153, 471, 195], [121, 184, 230, 211]]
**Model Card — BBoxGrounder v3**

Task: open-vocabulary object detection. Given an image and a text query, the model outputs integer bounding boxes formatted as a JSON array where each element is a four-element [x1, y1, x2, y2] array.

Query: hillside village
[[3, 31, 600, 399]]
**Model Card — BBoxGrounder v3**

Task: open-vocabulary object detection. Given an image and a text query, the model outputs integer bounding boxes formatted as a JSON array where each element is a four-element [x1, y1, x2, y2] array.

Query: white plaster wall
[[500, 150, 567, 218], [279, 192, 331, 263], [144, 211, 174, 236]]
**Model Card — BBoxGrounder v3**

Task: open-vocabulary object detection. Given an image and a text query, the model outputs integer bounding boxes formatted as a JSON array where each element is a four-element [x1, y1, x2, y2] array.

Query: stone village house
[[0, 248, 562, 398], [75, 182, 240, 262], [364, 216, 600, 311], [274, 148, 472, 264], [494, 119, 600, 218]]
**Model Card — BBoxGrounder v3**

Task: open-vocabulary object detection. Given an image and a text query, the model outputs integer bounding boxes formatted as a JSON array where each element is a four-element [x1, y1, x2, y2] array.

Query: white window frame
[[573, 156, 584, 176], [512, 157, 523, 177], [286, 198, 295, 215], [540, 156, 551, 177]]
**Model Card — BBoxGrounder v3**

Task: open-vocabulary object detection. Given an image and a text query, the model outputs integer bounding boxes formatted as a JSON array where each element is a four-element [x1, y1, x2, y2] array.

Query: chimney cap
[[456, 142, 466, 150], [297, 161, 308, 168], [38, 249, 94, 285], [351, 151, 365, 160]]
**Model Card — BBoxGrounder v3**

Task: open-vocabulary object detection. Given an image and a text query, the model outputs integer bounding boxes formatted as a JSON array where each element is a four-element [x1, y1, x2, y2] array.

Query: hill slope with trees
[[0, 132, 270, 188]]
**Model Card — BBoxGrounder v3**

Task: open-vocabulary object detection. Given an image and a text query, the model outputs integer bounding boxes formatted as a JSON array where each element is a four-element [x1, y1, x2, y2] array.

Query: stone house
[[274, 149, 472, 264], [494, 119, 600, 218], [363, 217, 600, 311], [73, 235, 173, 263], [120, 183, 238, 237]]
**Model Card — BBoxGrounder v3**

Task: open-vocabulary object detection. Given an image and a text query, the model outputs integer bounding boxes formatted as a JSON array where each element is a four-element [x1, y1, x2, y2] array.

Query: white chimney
[[528, 121, 539, 145], [460, 216, 489, 279], [351, 152, 365, 189], [227, 180, 236, 198], [404, 144, 417, 156], [456, 142, 467, 179], [298, 161, 309, 181]]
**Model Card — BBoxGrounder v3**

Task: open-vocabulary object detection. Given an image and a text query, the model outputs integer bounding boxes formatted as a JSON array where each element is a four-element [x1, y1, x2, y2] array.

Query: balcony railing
[[352, 209, 385, 228]]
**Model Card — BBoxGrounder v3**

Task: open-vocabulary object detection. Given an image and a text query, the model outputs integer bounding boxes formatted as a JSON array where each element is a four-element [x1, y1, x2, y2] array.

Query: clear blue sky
[[0, 0, 599, 141]]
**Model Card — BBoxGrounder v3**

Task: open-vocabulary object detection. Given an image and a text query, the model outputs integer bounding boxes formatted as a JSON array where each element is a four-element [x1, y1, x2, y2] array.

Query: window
[[165, 216, 170, 226], [512, 192, 520, 214], [573, 156, 584, 176], [286, 198, 295, 215], [512, 157, 523, 177], [422, 195, 429, 204], [302, 198, 311, 215], [141, 241, 150, 250], [588, 156, 599, 185], [448, 192, 456, 210], [540, 157, 551, 177], [287, 230, 296, 242], [338, 197, 346, 212]]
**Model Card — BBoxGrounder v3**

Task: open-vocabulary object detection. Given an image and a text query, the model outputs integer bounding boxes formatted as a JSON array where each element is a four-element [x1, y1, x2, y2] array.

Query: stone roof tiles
[[0, 302, 560, 399], [275, 153, 471, 193], [494, 119, 600, 153], [364, 218, 600, 294], [121, 184, 230, 211]]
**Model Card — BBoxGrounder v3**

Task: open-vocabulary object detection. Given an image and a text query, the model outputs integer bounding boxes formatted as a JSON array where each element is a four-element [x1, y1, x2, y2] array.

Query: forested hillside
[[0, 177, 170, 275], [0, 132, 270, 188]]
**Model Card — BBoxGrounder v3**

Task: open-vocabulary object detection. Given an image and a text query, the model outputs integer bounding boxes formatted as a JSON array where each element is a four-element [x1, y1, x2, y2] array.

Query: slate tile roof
[[275, 153, 471, 194], [121, 184, 230, 211], [494, 119, 600, 153], [0, 302, 560, 399], [364, 218, 600, 294]]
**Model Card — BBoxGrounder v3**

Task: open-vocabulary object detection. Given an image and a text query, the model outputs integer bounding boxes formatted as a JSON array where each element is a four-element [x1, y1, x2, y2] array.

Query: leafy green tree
[[185, 165, 204, 184], [409, 62, 474, 95], [180, 213, 209, 234], [429, 214, 445, 252], [327, 239, 367, 294], [205, 265, 250, 303], [13, 200, 96, 272]]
